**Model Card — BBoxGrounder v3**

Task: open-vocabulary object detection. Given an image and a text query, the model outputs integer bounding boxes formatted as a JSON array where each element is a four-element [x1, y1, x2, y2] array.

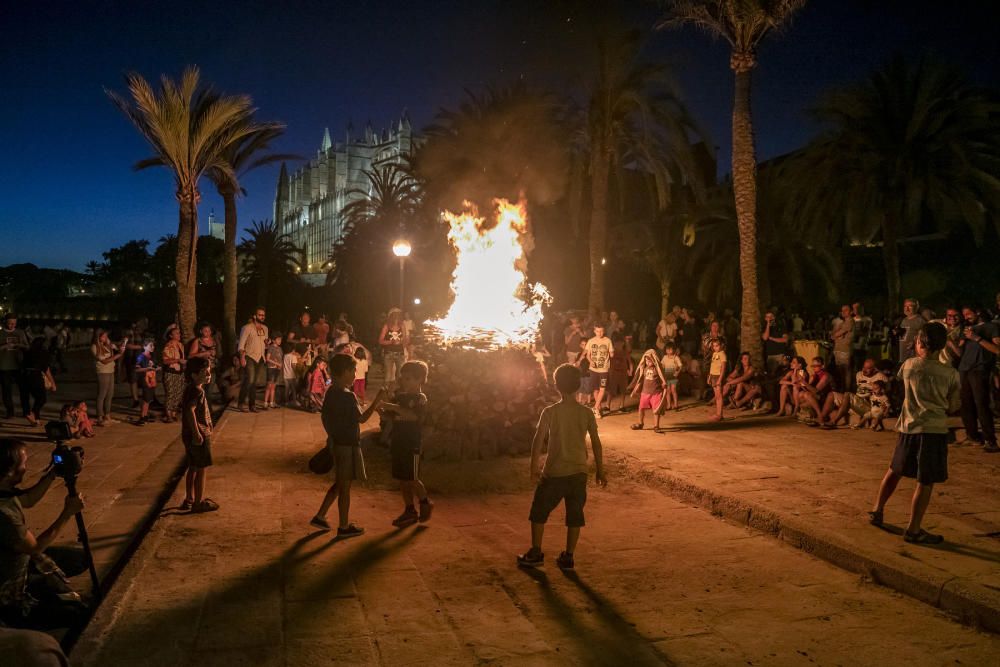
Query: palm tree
[[106, 66, 260, 339], [207, 127, 297, 353], [238, 220, 304, 310], [789, 57, 1000, 310], [658, 0, 806, 365], [577, 28, 706, 311]]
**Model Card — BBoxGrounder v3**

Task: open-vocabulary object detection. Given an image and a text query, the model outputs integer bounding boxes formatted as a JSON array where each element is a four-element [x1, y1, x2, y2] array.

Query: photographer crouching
[[0, 438, 90, 633]]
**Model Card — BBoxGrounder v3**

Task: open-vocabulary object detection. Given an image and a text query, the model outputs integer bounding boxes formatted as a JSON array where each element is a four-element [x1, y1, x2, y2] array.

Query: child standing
[[380, 360, 434, 527], [134, 339, 159, 426], [311, 354, 386, 537], [585, 324, 613, 418], [629, 350, 667, 431], [264, 333, 284, 409], [180, 357, 218, 513], [607, 336, 631, 412], [352, 344, 369, 405], [660, 344, 682, 411], [282, 344, 301, 407], [307, 358, 330, 413], [573, 339, 591, 406], [707, 339, 727, 421], [518, 364, 608, 570]]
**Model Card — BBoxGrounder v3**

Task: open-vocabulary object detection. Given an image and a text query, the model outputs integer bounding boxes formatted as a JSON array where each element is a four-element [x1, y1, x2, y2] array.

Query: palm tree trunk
[[176, 187, 200, 341], [658, 273, 671, 320], [222, 189, 238, 353], [882, 212, 901, 313], [589, 146, 610, 311], [732, 64, 763, 367]]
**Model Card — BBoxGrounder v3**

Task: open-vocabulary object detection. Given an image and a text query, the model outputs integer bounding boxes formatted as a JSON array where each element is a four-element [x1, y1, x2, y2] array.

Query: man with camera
[[0, 438, 88, 631]]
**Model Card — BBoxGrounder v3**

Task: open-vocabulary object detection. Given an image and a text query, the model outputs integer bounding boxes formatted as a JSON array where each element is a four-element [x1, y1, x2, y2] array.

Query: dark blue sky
[[2, 0, 996, 271]]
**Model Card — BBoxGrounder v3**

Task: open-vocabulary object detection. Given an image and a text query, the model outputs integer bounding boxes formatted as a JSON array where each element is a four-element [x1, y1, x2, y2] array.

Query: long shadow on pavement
[[515, 565, 675, 666]]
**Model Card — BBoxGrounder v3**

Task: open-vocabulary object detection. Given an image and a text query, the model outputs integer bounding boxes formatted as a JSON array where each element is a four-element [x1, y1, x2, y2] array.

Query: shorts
[[638, 392, 662, 410], [833, 392, 870, 416], [266, 368, 280, 383], [890, 433, 948, 484], [579, 376, 592, 394], [707, 374, 720, 387], [329, 444, 367, 482], [528, 473, 587, 527], [591, 372, 608, 390], [391, 447, 421, 481], [608, 371, 628, 396], [183, 435, 213, 468], [138, 382, 157, 402]]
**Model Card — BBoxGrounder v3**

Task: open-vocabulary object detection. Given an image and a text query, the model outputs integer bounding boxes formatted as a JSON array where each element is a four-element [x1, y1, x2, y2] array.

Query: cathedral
[[273, 115, 416, 280]]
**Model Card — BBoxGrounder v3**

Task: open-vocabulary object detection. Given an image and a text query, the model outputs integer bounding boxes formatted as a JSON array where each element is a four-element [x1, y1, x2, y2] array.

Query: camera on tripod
[[45, 421, 85, 480]]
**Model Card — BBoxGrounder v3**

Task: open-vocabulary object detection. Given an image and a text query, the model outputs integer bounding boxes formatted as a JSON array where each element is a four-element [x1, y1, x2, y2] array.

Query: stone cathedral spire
[[321, 127, 332, 152]]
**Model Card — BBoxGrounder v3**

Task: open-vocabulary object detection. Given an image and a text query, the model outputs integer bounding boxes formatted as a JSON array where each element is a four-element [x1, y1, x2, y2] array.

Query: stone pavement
[[0, 351, 192, 593], [596, 399, 1000, 632], [75, 405, 1000, 666]]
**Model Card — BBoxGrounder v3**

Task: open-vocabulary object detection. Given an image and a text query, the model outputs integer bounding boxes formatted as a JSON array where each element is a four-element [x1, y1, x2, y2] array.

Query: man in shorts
[[868, 323, 959, 544], [584, 324, 613, 418]]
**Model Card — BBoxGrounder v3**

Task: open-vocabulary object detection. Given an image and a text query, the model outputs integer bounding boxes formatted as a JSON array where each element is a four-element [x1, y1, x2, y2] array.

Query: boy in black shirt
[[380, 361, 433, 527], [311, 354, 385, 537]]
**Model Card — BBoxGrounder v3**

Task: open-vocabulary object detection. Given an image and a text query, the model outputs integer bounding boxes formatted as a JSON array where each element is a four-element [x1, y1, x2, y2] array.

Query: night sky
[[2, 0, 996, 271]]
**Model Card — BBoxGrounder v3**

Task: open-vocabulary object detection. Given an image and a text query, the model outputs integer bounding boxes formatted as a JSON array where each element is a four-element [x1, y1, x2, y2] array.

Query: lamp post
[[392, 239, 411, 307]]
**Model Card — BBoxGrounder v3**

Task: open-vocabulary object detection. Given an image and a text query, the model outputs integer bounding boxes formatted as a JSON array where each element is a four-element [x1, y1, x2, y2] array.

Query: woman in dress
[[162, 324, 186, 422], [92, 328, 125, 426]]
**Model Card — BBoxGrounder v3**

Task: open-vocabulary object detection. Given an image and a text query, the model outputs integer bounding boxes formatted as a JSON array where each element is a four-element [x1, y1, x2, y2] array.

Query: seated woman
[[218, 354, 244, 403], [797, 356, 834, 424], [721, 352, 760, 409], [777, 356, 808, 417]]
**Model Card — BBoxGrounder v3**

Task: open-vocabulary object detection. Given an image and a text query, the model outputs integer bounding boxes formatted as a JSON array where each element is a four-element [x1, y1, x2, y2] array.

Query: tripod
[[63, 475, 102, 602]]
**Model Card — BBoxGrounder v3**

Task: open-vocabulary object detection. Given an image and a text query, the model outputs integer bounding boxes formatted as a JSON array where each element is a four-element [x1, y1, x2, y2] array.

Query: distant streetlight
[[138, 285, 144, 291], [111, 287, 117, 293], [392, 239, 412, 307], [413, 297, 421, 306]]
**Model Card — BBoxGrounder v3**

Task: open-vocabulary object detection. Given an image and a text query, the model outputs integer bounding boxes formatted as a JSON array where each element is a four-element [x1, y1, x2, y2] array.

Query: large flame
[[426, 198, 551, 348]]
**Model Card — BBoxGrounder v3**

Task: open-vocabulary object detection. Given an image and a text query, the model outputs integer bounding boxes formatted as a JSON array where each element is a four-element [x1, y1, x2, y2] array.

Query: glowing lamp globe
[[392, 240, 412, 258]]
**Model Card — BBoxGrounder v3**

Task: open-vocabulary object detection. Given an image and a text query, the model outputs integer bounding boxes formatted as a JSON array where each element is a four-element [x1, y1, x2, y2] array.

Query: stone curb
[[69, 404, 233, 664], [607, 448, 1000, 635]]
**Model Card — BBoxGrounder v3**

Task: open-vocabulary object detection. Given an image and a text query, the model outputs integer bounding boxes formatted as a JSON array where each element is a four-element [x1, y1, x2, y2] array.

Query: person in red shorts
[[629, 350, 668, 431]]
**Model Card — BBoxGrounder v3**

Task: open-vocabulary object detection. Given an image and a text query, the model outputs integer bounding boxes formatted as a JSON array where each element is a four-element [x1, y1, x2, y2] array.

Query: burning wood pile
[[421, 345, 555, 460]]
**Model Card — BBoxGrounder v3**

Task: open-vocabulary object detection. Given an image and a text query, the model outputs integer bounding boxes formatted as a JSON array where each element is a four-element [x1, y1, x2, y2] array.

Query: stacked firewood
[[418, 344, 556, 460]]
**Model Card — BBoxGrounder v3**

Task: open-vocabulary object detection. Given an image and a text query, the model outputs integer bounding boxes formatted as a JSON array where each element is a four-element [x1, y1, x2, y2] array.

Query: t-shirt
[[322, 386, 360, 447], [538, 400, 596, 478], [353, 350, 369, 380], [586, 336, 612, 373], [832, 317, 854, 353], [869, 393, 889, 413], [282, 353, 300, 380], [91, 343, 117, 374], [389, 391, 427, 453], [287, 322, 313, 344], [0, 329, 29, 371], [564, 325, 582, 352], [265, 344, 284, 370], [181, 385, 212, 443], [382, 326, 405, 352], [896, 356, 960, 435], [640, 366, 663, 395], [312, 322, 330, 345], [854, 370, 889, 399], [708, 351, 726, 376], [898, 315, 926, 362], [135, 352, 156, 386], [762, 322, 786, 357], [660, 355, 682, 378], [958, 321, 998, 372], [0, 494, 29, 609], [853, 316, 873, 350]]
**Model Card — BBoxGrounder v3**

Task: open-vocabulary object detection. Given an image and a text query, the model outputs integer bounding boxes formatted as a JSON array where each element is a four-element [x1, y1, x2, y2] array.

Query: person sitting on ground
[[798, 357, 834, 425], [307, 358, 331, 413], [819, 358, 889, 428], [869, 322, 959, 544], [180, 357, 218, 514], [855, 380, 889, 431], [58, 404, 78, 439], [660, 343, 682, 411], [380, 360, 434, 528], [0, 439, 88, 631], [218, 354, 243, 403], [777, 356, 807, 417], [629, 349, 668, 431], [721, 352, 759, 410], [518, 364, 607, 571], [311, 354, 387, 537]]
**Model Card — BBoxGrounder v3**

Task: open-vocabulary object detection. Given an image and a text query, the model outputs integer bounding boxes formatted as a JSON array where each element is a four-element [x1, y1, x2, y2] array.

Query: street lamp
[[392, 239, 411, 307]]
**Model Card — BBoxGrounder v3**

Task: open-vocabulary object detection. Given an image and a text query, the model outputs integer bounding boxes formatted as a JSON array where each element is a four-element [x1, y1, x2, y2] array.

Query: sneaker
[[984, 443, 1000, 454], [516, 547, 544, 568], [903, 529, 944, 545], [309, 516, 332, 531], [555, 551, 575, 570], [337, 524, 365, 538], [392, 508, 418, 527], [418, 499, 434, 523], [135, 417, 146, 427]]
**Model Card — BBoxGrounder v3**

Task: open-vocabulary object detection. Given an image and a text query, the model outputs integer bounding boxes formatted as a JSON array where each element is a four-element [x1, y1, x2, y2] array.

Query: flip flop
[[903, 529, 943, 545], [630, 424, 643, 430]]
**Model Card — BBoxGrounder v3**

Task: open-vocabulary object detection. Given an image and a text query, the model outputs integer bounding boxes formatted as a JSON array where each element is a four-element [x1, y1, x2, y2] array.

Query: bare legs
[[184, 467, 206, 504], [530, 523, 581, 555], [871, 468, 934, 536], [316, 471, 353, 529]]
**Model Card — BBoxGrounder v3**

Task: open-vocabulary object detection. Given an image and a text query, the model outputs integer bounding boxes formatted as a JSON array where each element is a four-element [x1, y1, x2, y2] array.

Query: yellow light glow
[[392, 239, 412, 257]]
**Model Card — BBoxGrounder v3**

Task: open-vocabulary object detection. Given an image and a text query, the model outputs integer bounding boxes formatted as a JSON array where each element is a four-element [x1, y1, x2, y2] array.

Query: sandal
[[180, 499, 194, 511], [630, 424, 643, 430], [867, 510, 883, 527], [193, 499, 220, 513], [903, 529, 943, 545]]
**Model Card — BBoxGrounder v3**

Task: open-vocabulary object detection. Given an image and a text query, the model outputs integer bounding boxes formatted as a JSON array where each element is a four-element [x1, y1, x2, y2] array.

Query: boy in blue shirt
[[380, 360, 433, 527], [134, 339, 159, 426]]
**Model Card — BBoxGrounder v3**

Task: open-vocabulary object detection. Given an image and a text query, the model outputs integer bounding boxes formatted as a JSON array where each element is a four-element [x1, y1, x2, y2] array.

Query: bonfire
[[420, 198, 556, 460]]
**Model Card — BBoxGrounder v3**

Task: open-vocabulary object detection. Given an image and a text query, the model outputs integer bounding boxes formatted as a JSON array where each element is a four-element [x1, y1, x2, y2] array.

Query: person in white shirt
[[237, 307, 269, 413], [584, 325, 613, 418], [868, 322, 960, 545], [282, 345, 301, 407]]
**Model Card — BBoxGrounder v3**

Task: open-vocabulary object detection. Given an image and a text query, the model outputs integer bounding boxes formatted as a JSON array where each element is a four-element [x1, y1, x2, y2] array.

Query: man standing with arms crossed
[[238, 307, 269, 413]]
